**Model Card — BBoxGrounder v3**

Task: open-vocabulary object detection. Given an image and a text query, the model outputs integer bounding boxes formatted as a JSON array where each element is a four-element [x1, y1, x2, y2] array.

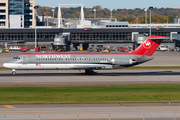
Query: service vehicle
[[159, 45, 168, 51], [102, 48, 110, 53], [9, 46, 20, 51], [20, 46, 28, 52], [2, 49, 9, 53]]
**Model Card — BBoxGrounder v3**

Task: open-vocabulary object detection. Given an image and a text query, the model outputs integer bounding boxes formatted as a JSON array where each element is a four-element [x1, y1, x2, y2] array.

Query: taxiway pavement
[[0, 69, 180, 85], [0, 104, 180, 120]]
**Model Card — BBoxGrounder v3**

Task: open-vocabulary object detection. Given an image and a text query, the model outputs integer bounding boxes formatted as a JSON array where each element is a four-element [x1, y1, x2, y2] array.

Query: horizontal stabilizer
[[150, 37, 176, 40]]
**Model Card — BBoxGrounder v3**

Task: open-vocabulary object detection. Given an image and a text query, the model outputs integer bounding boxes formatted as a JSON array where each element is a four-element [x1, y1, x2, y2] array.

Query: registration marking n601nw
[[4, 105, 15, 108]]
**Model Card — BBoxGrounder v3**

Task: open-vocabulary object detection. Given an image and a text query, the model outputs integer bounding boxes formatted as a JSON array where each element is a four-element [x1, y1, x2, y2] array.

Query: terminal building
[[0, 0, 35, 28], [0, 2, 180, 50]]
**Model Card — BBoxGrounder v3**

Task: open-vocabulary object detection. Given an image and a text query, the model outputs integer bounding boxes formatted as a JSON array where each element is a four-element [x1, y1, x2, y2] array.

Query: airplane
[[3, 35, 170, 75]]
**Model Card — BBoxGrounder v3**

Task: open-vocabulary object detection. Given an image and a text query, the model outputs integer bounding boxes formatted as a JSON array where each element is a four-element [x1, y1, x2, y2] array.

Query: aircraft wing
[[71, 64, 113, 69]]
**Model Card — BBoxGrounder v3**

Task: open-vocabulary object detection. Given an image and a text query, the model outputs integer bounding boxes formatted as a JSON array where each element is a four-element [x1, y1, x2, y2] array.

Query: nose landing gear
[[12, 69, 16, 75]]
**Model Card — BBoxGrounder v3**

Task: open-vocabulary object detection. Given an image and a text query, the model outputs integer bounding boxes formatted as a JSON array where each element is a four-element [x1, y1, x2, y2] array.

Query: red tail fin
[[130, 35, 166, 56]]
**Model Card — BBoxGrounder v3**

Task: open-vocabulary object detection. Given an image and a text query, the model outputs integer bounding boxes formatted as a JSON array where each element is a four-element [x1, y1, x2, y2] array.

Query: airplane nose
[[3, 63, 11, 69], [3, 63, 7, 68]]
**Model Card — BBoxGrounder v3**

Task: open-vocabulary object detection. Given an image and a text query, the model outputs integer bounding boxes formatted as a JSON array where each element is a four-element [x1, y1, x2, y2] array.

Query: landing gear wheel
[[85, 70, 95, 75], [12, 71, 16, 75], [12, 69, 16, 75]]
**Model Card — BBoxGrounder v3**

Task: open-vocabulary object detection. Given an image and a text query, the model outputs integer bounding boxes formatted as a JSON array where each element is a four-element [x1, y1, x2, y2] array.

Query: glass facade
[[0, 32, 171, 41], [24, 0, 32, 28], [139, 32, 170, 37], [0, 22, 5, 26], [0, 3, 6, 6], [70, 33, 132, 41], [0, 10, 5, 13], [0, 15, 6, 20], [106, 22, 128, 28], [9, 0, 24, 15], [0, 32, 57, 41]]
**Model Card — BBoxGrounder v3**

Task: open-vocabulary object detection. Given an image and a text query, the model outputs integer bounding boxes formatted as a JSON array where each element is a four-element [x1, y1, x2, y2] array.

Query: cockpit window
[[13, 56, 20, 59]]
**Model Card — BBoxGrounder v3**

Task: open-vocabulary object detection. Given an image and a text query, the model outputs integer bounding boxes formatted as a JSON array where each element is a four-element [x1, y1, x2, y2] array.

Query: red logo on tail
[[143, 41, 151, 48]]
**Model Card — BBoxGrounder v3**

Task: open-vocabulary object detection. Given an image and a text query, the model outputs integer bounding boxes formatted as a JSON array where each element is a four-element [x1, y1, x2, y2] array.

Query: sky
[[36, 0, 180, 9]]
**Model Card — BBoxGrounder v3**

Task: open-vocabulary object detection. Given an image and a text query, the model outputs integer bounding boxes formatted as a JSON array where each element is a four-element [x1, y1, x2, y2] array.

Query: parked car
[[20, 46, 28, 52], [159, 45, 168, 51], [9, 46, 20, 51]]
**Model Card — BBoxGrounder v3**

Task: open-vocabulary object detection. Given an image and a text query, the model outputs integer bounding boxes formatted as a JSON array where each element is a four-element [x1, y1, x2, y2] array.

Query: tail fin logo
[[143, 41, 152, 49]]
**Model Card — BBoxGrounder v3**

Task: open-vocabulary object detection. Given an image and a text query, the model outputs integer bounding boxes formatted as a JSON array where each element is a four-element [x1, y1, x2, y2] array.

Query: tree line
[[36, 5, 180, 23]]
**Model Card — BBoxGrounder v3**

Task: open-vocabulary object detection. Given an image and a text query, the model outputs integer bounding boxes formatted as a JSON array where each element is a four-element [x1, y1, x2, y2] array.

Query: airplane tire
[[12, 71, 16, 75], [85, 70, 94, 75]]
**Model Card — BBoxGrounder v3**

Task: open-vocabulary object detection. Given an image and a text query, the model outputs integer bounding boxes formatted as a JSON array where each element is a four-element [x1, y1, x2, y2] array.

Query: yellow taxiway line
[[4, 105, 15, 108]]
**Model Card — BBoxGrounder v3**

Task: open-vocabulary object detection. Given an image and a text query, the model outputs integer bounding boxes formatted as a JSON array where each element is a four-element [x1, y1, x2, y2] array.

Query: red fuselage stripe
[[20, 53, 136, 55]]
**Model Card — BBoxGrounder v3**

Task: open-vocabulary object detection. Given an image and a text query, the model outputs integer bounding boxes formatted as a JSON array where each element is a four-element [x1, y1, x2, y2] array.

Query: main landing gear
[[12, 69, 16, 75], [85, 70, 95, 75]]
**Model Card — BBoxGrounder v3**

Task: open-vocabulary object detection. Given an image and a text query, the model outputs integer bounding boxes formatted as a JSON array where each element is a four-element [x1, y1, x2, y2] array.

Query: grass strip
[[0, 84, 180, 104], [0, 67, 9, 70]]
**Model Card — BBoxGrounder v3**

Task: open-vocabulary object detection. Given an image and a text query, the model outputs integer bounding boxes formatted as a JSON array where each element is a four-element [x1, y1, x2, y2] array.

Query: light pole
[[144, 8, 147, 24], [110, 9, 113, 19], [46, 14, 48, 26], [93, 9, 96, 19], [52, 8, 55, 18], [34, 6, 39, 48], [52, 9, 55, 24], [149, 6, 153, 36]]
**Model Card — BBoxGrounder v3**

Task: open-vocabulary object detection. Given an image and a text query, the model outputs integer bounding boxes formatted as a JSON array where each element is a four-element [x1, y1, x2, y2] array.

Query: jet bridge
[[53, 33, 70, 51]]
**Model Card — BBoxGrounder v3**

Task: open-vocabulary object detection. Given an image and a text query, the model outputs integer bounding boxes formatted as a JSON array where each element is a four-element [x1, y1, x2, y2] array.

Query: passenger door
[[22, 56, 27, 64]]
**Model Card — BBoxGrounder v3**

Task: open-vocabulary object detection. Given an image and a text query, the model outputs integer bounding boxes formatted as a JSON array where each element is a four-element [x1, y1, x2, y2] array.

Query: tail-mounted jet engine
[[111, 58, 137, 65]]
